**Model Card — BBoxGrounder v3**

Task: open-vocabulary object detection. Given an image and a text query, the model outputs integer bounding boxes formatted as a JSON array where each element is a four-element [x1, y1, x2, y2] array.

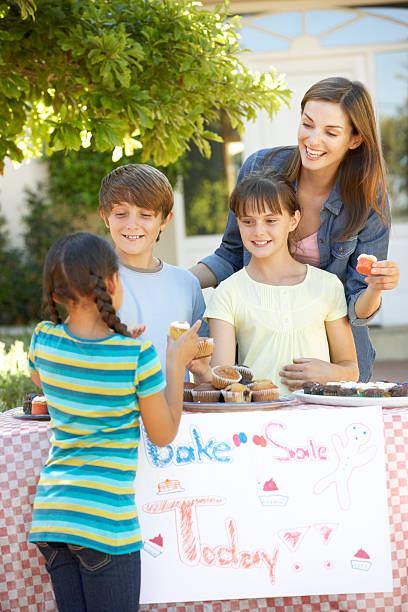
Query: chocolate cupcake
[[337, 386, 357, 397], [302, 381, 321, 395], [322, 383, 341, 396], [360, 387, 386, 398], [388, 383, 408, 397]]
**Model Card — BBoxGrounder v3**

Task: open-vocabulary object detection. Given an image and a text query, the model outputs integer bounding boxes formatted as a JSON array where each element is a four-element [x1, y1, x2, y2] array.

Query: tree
[[0, 0, 290, 171]]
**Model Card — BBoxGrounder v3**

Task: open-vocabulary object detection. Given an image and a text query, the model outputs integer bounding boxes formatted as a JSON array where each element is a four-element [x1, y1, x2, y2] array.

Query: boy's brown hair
[[99, 164, 173, 218]]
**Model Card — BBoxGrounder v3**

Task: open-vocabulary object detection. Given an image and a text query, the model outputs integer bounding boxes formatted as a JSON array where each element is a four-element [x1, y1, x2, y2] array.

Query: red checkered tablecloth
[[1, 407, 407, 612]]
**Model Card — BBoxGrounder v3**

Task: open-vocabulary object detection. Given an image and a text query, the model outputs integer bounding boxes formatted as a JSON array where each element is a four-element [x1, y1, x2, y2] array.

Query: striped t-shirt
[[28, 321, 165, 554]]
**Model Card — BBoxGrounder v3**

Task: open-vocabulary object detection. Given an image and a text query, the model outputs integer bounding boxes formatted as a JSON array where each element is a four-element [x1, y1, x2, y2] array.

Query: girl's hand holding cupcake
[[166, 320, 201, 367]]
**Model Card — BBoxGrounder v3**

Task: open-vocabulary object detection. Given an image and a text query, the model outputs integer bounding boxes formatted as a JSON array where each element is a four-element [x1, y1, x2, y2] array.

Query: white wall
[[0, 158, 48, 248]]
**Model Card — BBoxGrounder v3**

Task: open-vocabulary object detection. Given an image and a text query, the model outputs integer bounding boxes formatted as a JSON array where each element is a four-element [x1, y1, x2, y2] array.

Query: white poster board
[[136, 406, 392, 604]]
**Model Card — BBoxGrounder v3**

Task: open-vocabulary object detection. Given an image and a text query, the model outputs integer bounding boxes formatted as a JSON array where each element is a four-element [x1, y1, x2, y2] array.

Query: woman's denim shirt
[[201, 147, 390, 382]]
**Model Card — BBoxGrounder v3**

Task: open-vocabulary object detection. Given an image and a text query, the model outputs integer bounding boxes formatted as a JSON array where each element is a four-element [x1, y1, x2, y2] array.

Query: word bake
[[144, 497, 279, 582], [145, 426, 232, 467]]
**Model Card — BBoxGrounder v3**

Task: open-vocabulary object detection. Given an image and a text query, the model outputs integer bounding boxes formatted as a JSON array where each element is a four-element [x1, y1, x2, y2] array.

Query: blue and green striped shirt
[[28, 321, 165, 554]]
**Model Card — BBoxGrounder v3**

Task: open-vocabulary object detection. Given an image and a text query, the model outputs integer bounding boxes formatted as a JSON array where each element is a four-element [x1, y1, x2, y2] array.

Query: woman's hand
[[187, 355, 212, 383], [166, 320, 201, 367], [366, 260, 400, 291]]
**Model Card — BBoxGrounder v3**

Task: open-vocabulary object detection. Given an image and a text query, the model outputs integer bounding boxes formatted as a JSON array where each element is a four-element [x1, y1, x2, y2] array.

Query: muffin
[[250, 379, 279, 402], [211, 365, 241, 390], [235, 365, 254, 385], [168, 321, 190, 340], [195, 337, 214, 359], [222, 383, 252, 403], [183, 382, 197, 402], [31, 395, 48, 415], [191, 383, 221, 403]]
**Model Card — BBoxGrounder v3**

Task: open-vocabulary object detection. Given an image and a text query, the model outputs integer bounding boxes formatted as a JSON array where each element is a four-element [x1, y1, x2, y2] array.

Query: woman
[[191, 77, 400, 384]]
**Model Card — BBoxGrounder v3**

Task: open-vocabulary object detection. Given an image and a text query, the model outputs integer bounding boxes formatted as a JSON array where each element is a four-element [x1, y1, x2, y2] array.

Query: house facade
[[0, 1, 407, 326]]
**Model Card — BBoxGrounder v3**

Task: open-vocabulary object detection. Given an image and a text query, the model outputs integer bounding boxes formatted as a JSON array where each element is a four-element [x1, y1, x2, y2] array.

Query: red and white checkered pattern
[[1, 407, 407, 612]]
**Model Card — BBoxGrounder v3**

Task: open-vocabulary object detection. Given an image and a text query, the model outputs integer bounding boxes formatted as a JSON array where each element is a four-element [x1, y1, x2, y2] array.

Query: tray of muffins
[[293, 381, 408, 408], [183, 365, 297, 412], [13, 393, 51, 420]]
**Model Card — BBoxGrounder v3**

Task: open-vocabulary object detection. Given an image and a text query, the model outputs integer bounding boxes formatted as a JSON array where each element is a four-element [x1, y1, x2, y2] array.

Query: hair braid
[[46, 292, 62, 324], [90, 272, 131, 337]]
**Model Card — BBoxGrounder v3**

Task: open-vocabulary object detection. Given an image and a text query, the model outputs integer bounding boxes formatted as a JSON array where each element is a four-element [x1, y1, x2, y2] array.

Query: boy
[[99, 164, 207, 374]]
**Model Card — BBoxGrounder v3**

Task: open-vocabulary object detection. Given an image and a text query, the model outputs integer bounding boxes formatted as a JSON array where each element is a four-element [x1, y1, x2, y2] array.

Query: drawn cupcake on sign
[[143, 534, 164, 557], [157, 478, 184, 495], [350, 548, 372, 571], [259, 478, 288, 506]]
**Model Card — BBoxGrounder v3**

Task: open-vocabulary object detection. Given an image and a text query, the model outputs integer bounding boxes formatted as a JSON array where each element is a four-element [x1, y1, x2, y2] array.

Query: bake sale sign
[[136, 406, 393, 603]]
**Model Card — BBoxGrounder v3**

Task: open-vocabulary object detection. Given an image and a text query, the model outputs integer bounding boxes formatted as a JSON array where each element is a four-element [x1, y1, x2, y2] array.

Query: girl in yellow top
[[204, 172, 359, 394]]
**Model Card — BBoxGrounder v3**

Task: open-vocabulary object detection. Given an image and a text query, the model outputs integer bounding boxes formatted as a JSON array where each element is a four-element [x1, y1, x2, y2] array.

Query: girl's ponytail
[[90, 272, 131, 337]]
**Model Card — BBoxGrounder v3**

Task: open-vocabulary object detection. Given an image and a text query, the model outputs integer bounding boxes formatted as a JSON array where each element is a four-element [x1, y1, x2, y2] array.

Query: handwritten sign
[[136, 406, 392, 604]]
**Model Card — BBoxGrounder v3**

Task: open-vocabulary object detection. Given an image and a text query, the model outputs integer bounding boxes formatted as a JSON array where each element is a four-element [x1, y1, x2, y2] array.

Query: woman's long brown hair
[[267, 77, 388, 241]]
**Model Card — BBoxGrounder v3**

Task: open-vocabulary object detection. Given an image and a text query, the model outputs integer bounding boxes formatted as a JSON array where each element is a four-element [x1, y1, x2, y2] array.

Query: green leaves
[[0, 0, 290, 170]]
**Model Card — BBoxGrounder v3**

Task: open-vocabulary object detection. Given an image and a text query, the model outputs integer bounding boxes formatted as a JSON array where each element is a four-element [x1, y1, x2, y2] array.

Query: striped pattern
[[28, 321, 165, 554]]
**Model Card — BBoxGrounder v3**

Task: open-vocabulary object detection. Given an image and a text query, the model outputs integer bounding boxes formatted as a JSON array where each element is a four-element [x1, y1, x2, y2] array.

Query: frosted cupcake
[[250, 380, 279, 402], [31, 395, 48, 415], [169, 321, 190, 340], [222, 383, 252, 403], [350, 548, 372, 571], [211, 365, 242, 390]]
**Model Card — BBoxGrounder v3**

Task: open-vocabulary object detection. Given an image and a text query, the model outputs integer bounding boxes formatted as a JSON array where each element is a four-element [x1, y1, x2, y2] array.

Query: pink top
[[292, 231, 321, 267]]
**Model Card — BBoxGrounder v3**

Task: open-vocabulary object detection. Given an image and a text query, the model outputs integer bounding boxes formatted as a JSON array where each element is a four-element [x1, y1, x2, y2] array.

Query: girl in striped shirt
[[28, 232, 200, 612]]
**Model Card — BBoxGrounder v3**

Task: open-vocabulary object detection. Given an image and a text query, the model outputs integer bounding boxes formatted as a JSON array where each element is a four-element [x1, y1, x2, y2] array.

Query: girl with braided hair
[[28, 232, 200, 611]]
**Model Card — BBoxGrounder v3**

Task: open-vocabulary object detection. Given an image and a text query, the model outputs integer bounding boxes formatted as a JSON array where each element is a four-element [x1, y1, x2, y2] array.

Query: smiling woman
[[191, 77, 401, 384]]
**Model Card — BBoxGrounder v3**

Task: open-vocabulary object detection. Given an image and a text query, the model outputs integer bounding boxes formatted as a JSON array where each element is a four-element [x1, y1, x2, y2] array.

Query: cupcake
[[389, 383, 408, 397], [250, 380, 279, 402], [183, 382, 197, 402], [222, 383, 252, 403], [356, 254, 377, 276], [322, 382, 341, 396], [302, 381, 321, 395], [195, 337, 214, 359], [168, 321, 190, 340], [191, 383, 221, 403], [211, 365, 241, 390], [235, 365, 254, 385], [31, 395, 48, 415], [337, 386, 357, 397], [360, 387, 386, 398]]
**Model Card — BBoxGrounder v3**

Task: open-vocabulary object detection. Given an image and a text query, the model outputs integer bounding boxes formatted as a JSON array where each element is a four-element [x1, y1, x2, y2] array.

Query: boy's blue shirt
[[118, 260, 208, 379], [201, 146, 391, 382]]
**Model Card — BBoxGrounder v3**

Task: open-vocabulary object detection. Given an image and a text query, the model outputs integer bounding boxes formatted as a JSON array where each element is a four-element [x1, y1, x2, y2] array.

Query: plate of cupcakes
[[183, 365, 297, 412], [293, 381, 408, 408]]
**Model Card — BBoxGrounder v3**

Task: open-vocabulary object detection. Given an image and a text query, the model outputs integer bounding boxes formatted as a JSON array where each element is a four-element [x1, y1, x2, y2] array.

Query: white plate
[[293, 389, 408, 408], [183, 397, 297, 413]]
